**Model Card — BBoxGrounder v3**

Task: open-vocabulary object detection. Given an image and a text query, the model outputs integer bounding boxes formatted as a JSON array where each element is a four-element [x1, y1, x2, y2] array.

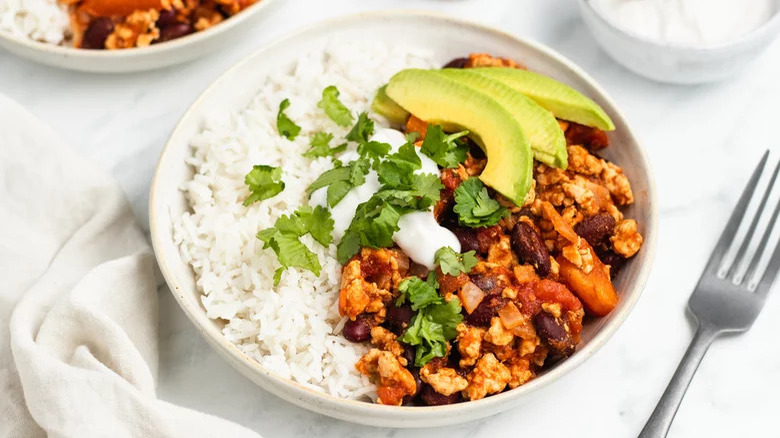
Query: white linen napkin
[[0, 95, 261, 438]]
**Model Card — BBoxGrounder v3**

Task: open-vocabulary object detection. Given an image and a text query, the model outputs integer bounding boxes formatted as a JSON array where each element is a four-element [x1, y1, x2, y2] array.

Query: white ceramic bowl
[[578, 0, 780, 84], [0, 0, 277, 73], [149, 10, 658, 428]]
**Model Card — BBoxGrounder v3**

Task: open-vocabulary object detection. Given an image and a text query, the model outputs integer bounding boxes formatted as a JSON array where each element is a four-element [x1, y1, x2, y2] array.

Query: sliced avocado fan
[[386, 69, 533, 206], [439, 68, 568, 169], [472, 68, 615, 131], [371, 85, 409, 125]]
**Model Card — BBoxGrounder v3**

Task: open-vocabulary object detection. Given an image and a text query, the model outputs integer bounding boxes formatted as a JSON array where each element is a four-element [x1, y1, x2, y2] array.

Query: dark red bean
[[443, 57, 469, 69], [157, 22, 193, 43], [453, 227, 480, 253], [464, 295, 507, 327], [469, 274, 498, 294], [598, 249, 626, 277], [343, 317, 371, 343], [533, 312, 566, 342], [385, 305, 414, 335], [402, 344, 416, 367], [421, 384, 461, 405], [510, 222, 551, 277], [407, 261, 429, 279], [574, 213, 616, 247], [81, 17, 114, 50], [156, 8, 179, 27]]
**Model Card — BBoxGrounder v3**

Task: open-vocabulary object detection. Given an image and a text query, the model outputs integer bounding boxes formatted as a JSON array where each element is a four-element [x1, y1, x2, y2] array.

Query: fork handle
[[638, 323, 721, 438]]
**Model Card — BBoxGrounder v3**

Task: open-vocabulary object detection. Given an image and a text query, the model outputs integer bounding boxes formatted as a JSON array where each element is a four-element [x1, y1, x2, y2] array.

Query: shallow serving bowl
[[149, 10, 658, 428], [0, 0, 277, 73], [578, 0, 780, 84]]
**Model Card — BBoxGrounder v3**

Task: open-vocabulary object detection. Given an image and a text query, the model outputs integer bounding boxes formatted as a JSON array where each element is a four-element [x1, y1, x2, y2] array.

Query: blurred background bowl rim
[[149, 9, 659, 426], [0, 0, 277, 59], [579, 0, 780, 52]]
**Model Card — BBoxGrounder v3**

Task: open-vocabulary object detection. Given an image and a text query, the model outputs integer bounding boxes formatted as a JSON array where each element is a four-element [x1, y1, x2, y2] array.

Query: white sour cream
[[592, 0, 775, 46], [310, 128, 460, 268]]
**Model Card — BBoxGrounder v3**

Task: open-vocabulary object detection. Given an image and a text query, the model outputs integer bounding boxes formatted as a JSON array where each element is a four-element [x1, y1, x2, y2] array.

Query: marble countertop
[[3, 0, 779, 436]]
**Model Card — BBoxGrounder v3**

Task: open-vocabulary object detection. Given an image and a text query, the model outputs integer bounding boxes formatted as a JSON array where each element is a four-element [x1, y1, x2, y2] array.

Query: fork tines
[[707, 150, 780, 295]]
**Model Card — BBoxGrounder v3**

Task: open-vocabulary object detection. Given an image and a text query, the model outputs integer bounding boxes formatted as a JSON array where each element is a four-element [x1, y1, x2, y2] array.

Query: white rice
[[173, 43, 436, 399], [0, 0, 70, 45]]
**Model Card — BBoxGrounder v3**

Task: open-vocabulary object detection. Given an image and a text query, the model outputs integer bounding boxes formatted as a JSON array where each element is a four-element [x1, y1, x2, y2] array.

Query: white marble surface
[[3, 0, 780, 436]]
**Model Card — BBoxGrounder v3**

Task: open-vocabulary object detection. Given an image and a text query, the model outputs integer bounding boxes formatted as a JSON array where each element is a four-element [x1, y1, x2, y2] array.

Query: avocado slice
[[439, 68, 567, 169], [371, 85, 410, 125], [472, 68, 615, 131], [385, 69, 533, 205]]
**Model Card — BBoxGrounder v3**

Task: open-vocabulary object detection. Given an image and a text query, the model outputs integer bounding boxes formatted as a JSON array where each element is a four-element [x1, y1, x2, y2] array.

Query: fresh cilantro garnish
[[304, 132, 347, 159], [346, 112, 375, 145], [243, 165, 285, 206], [405, 131, 421, 144], [453, 177, 509, 227], [420, 124, 469, 169], [256, 206, 334, 285], [306, 159, 370, 207], [295, 205, 335, 247], [335, 175, 443, 264], [317, 86, 354, 127], [357, 141, 391, 168], [377, 141, 421, 188], [435, 246, 478, 276], [396, 276, 442, 310], [276, 99, 301, 140], [400, 291, 463, 366]]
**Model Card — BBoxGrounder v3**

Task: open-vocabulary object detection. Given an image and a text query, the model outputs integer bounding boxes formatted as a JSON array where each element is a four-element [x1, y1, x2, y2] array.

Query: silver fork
[[638, 151, 780, 438]]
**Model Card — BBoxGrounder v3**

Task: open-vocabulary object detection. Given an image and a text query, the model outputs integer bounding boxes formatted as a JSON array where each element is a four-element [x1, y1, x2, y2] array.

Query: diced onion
[[498, 302, 523, 329], [459, 281, 485, 314]]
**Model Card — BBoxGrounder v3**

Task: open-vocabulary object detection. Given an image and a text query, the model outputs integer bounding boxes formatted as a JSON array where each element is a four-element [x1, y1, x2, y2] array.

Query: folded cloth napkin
[[0, 95, 261, 438]]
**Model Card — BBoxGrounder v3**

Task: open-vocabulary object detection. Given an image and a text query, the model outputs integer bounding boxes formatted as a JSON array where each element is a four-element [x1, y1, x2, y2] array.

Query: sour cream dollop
[[310, 128, 460, 268]]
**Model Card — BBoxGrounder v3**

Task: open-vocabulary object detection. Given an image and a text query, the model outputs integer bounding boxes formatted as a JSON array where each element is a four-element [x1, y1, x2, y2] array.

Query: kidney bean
[[81, 17, 114, 50], [442, 57, 469, 69], [598, 249, 626, 277], [407, 261, 429, 279], [386, 304, 414, 335], [421, 384, 461, 405], [157, 22, 193, 43], [402, 345, 416, 367], [510, 222, 551, 276], [464, 295, 507, 327], [574, 213, 616, 247], [453, 227, 480, 253], [533, 312, 566, 342], [469, 274, 498, 294], [156, 8, 179, 27], [343, 317, 371, 343]]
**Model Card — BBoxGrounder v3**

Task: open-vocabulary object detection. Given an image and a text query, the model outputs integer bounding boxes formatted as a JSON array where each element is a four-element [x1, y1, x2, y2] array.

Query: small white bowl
[[578, 0, 780, 84], [0, 0, 277, 73], [149, 10, 658, 428]]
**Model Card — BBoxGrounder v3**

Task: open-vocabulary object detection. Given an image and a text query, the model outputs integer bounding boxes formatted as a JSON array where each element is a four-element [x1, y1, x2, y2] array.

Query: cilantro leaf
[[296, 205, 335, 246], [377, 141, 421, 189], [306, 159, 370, 207], [400, 297, 464, 366], [243, 165, 285, 206], [276, 99, 301, 140], [435, 246, 478, 276], [453, 177, 509, 227], [346, 112, 375, 145], [317, 86, 354, 127], [304, 132, 347, 159], [420, 124, 469, 169], [396, 277, 444, 310], [256, 206, 334, 285], [357, 140, 391, 167]]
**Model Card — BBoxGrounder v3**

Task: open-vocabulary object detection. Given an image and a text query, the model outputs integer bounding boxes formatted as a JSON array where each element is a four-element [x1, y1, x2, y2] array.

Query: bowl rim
[[579, 0, 780, 52], [0, 0, 277, 58], [149, 8, 659, 422]]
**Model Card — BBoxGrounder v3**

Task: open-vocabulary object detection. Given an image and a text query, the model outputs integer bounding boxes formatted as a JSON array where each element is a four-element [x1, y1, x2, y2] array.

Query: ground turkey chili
[[61, 0, 259, 49], [338, 53, 644, 406]]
